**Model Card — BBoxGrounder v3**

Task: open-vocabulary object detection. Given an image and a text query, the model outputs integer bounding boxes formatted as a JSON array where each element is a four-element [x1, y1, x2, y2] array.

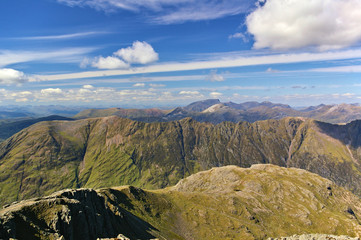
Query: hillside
[[1, 116, 361, 206], [1, 165, 361, 240], [0, 115, 74, 142]]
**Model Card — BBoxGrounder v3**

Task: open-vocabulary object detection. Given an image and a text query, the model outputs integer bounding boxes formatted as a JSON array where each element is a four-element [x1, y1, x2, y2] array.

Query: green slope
[[1, 116, 361, 205]]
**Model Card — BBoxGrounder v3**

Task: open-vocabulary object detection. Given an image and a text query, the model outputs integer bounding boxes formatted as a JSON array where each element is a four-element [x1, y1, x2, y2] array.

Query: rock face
[[0, 188, 158, 240], [1, 165, 361, 240], [2, 116, 361, 205]]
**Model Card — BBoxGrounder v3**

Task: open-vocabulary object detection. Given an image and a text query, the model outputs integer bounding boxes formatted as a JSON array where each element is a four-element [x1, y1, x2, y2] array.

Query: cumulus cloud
[[0, 68, 28, 85], [41, 88, 63, 95], [91, 56, 130, 69], [210, 92, 223, 98], [57, 0, 251, 24], [133, 83, 146, 87], [179, 91, 200, 95], [205, 70, 225, 82], [83, 84, 94, 89], [114, 41, 159, 64], [247, 0, 361, 50], [85, 41, 158, 70]]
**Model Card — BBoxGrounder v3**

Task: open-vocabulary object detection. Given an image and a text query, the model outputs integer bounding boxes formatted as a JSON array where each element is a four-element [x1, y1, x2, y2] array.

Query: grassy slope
[[1, 117, 361, 206]]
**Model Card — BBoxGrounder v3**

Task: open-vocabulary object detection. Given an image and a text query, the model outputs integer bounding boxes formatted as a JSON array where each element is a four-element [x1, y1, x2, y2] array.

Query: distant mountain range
[[2, 116, 361, 206], [75, 99, 361, 124], [0, 105, 88, 119], [1, 165, 360, 239]]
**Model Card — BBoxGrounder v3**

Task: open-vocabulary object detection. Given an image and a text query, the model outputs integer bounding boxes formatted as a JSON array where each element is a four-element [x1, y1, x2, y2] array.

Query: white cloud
[[91, 56, 130, 69], [0, 68, 28, 85], [83, 84, 94, 89], [57, 0, 251, 24], [210, 92, 223, 98], [32, 49, 361, 81], [41, 88, 63, 95], [179, 91, 200, 95], [247, 0, 361, 50], [133, 83, 146, 87], [0, 47, 97, 67], [15, 31, 109, 41], [83, 41, 158, 70], [228, 32, 248, 42], [114, 41, 159, 64], [205, 70, 225, 82]]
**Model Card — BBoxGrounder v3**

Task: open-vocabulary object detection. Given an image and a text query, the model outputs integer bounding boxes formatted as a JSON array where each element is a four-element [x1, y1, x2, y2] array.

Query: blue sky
[[1, 0, 361, 107]]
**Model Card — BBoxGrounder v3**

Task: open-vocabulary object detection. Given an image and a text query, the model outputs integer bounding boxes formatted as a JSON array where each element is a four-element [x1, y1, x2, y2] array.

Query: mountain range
[[75, 99, 361, 124], [1, 165, 361, 240], [1, 100, 360, 144]]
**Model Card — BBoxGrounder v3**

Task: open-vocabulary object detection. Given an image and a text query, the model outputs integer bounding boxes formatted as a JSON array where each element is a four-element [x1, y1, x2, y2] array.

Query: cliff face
[[1, 116, 361, 205], [1, 165, 361, 240]]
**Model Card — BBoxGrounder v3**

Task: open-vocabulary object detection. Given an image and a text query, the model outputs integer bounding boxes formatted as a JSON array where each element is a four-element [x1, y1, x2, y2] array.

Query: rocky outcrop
[[0, 188, 159, 240], [1, 165, 361, 240]]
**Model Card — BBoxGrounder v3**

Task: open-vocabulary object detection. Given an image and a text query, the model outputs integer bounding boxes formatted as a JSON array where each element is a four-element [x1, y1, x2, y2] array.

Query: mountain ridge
[[2, 116, 361, 206]]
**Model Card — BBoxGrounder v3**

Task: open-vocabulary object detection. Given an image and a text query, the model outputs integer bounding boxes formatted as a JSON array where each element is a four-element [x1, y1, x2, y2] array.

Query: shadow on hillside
[[315, 120, 361, 148]]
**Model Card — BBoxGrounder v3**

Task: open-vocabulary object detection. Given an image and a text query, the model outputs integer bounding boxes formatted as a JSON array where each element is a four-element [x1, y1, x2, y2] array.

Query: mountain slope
[[0, 115, 74, 142], [1, 165, 361, 240], [2, 116, 361, 206]]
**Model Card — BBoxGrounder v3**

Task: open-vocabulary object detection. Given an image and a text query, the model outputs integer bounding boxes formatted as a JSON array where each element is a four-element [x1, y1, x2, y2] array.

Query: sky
[[1, 0, 361, 108]]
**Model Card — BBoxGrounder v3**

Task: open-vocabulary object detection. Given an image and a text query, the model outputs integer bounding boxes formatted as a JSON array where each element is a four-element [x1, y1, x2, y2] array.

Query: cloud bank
[[247, 0, 361, 50]]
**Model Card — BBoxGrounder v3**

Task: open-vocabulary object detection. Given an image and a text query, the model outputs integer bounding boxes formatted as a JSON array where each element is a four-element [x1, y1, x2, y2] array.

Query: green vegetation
[[1, 116, 361, 206]]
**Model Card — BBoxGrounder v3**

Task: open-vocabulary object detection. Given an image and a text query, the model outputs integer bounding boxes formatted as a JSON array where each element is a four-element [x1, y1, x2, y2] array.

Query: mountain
[[0, 111, 29, 119], [1, 165, 361, 240], [2, 116, 361, 206], [74, 100, 361, 124], [303, 103, 361, 123], [74, 107, 166, 121], [0, 105, 87, 118], [182, 99, 221, 112], [0, 115, 74, 142]]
